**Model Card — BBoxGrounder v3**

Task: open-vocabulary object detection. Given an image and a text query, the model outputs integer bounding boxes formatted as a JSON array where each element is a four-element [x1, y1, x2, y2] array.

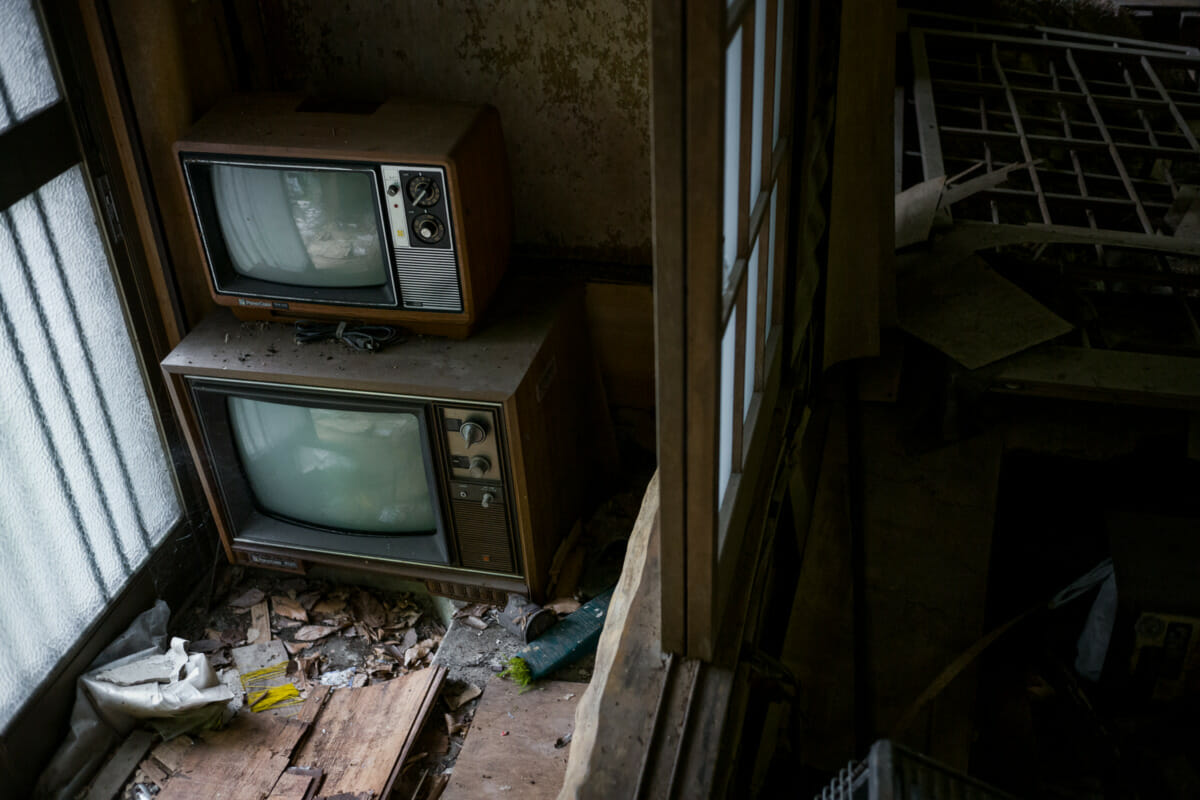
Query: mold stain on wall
[[270, 0, 651, 266]]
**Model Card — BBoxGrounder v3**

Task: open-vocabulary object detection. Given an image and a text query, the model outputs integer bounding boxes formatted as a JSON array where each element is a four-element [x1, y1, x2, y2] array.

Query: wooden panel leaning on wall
[[103, 0, 239, 337]]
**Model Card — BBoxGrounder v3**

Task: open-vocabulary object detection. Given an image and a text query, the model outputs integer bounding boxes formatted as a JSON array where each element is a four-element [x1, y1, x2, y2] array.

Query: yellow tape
[[247, 683, 301, 712]]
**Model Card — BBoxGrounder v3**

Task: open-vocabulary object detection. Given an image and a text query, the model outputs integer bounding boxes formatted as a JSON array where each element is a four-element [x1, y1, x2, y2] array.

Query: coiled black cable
[[292, 320, 405, 352]]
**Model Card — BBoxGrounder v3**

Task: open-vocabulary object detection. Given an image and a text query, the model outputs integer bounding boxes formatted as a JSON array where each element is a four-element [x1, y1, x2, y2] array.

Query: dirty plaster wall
[[267, 0, 651, 266]]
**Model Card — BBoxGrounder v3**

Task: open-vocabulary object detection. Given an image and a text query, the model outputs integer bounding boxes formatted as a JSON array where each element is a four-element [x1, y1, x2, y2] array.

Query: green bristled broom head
[[498, 656, 533, 689]]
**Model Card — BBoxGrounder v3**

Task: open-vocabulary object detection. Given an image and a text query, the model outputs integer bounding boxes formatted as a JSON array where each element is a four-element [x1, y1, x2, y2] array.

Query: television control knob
[[406, 175, 441, 207], [460, 421, 487, 446], [468, 456, 491, 478], [386, 183, 401, 196], [481, 492, 495, 509], [412, 214, 445, 244]]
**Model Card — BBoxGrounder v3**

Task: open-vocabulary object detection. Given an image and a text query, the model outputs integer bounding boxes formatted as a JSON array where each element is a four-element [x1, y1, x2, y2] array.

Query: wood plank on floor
[[86, 729, 156, 800], [443, 677, 583, 800], [155, 707, 314, 800], [264, 767, 317, 800], [292, 665, 447, 799]]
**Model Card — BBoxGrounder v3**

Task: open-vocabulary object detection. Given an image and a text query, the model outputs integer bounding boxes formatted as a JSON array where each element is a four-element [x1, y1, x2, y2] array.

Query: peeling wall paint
[[269, 0, 651, 266]]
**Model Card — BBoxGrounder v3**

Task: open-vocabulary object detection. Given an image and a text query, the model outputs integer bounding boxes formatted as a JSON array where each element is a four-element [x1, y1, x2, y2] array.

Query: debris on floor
[[76, 470, 652, 800]]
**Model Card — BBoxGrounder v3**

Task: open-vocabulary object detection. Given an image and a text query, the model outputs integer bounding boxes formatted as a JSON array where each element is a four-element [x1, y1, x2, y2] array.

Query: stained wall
[[263, 0, 652, 266]]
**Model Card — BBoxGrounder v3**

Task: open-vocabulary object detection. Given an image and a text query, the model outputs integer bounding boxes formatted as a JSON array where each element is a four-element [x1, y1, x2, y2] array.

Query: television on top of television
[[174, 93, 513, 338]]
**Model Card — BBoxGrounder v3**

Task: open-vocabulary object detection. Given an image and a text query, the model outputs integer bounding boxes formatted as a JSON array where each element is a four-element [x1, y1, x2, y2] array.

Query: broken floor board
[[264, 767, 319, 800], [443, 677, 583, 800], [898, 255, 1073, 369], [293, 665, 446, 799]]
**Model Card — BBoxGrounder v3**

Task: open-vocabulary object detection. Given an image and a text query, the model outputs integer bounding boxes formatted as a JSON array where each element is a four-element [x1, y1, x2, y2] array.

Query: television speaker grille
[[452, 498, 514, 572], [395, 248, 463, 312]]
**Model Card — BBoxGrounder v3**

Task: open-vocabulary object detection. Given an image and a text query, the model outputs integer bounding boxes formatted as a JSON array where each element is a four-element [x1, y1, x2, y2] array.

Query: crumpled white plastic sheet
[[33, 601, 237, 800], [84, 637, 233, 722]]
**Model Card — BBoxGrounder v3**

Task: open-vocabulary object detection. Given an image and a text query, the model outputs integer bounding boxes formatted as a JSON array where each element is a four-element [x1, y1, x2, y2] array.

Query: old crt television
[[175, 93, 512, 338], [161, 283, 616, 602]]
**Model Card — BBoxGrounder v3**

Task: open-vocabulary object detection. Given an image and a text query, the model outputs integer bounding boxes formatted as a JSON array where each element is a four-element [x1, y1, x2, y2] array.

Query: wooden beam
[[984, 345, 1200, 411], [651, 0, 688, 656], [824, 0, 894, 369]]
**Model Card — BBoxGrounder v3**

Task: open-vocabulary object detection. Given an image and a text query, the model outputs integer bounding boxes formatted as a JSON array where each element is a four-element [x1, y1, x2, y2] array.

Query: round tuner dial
[[460, 421, 487, 446], [386, 183, 401, 196], [468, 456, 491, 479], [412, 214, 445, 244], [406, 175, 441, 207]]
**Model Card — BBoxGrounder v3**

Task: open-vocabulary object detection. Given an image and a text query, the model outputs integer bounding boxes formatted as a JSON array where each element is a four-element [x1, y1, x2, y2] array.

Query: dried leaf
[[297, 590, 322, 610], [208, 650, 233, 669], [186, 639, 222, 653], [283, 640, 312, 655], [453, 603, 492, 620], [207, 628, 243, 645], [545, 598, 582, 616], [445, 683, 482, 710], [271, 595, 308, 623], [351, 673, 369, 688], [461, 615, 488, 631], [401, 628, 418, 650], [351, 590, 387, 628], [403, 642, 432, 667], [294, 624, 340, 642], [228, 588, 265, 608], [311, 598, 346, 617], [277, 577, 308, 594]]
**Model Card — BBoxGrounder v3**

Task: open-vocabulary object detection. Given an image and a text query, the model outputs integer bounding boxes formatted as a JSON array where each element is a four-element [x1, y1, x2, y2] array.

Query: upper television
[[175, 94, 512, 338]]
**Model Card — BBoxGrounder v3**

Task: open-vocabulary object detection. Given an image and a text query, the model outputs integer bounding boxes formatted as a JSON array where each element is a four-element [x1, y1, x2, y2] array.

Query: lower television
[[161, 282, 616, 602]]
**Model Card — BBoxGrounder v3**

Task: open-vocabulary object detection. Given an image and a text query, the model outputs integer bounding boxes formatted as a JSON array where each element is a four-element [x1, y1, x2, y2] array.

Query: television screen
[[228, 396, 437, 534], [211, 164, 388, 289]]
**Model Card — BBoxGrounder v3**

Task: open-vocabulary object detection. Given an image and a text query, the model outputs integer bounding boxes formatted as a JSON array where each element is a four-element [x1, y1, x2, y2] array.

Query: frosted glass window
[[0, 0, 60, 133], [718, 307, 737, 506], [229, 398, 437, 534], [0, 168, 181, 728], [744, 240, 760, 420], [722, 29, 743, 285], [212, 165, 388, 288], [765, 187, 778, 332], [772, 0, 784, 147], [750, 0, 767, 213]]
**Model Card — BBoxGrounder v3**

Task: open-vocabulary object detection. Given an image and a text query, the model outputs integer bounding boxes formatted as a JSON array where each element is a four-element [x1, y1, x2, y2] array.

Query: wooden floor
[[442, 676, 583, 800], [154, 666, 445, 800]]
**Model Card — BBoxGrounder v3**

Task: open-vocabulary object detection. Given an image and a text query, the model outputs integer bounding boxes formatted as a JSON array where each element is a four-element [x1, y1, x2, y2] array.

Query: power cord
[[292, 320, 405, 352]]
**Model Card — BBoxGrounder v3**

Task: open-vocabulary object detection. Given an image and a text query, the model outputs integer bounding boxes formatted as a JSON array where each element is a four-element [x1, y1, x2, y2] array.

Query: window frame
[[0, 1, 216, 790], [653, 0, 798, 660]]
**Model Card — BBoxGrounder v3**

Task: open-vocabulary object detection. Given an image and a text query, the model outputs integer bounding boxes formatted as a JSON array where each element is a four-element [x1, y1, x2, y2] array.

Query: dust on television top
[[175, 93, 513, 339]]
